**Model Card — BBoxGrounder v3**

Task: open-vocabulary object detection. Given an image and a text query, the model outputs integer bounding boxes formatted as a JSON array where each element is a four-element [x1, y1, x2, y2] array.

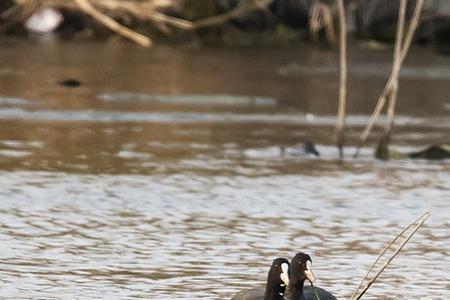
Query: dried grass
[[10, 0, 193, 46]]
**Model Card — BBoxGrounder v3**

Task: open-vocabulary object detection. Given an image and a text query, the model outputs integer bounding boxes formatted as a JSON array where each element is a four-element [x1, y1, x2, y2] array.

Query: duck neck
[[287, 279, 305, 300], [264, 279, 285, 300]]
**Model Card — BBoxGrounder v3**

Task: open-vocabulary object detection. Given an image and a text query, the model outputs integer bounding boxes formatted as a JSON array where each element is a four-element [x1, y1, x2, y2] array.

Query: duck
[[281, 141, 320, 158], [231, 257, 290, 300], [286, 252, 336, 300]]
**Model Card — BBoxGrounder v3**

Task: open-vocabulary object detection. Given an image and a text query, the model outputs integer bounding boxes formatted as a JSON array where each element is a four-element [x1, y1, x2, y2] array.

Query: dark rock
[[185, 0, 275, 31], [430, 17, 450, 54], [353, 0, 418, 41], [230, 9, 277, 31], [56, 8, 89, 39], [409, 145, 450, 160], [0, 0, 14, 16], [354, 0, 450, 49], [269, 0, 311, 29], [0, 0, 27, 36], [183, 0, 221, 20]]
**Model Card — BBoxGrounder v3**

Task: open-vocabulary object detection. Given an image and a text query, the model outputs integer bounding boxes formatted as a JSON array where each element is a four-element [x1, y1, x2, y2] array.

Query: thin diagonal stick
[[353, 0, 424, 158], [350, 212, 431, 300]]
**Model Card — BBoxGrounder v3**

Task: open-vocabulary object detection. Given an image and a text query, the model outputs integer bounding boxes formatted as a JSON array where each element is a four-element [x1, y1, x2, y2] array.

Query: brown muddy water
[[0, 38, 449, 299]]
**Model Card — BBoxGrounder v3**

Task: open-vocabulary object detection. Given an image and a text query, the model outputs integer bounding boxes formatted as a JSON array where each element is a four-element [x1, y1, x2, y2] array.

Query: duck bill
[[280, 272, 290, 286], [304, 269, 316, 285], [280, 262, 290, 286], [312, 148, 320, 157]]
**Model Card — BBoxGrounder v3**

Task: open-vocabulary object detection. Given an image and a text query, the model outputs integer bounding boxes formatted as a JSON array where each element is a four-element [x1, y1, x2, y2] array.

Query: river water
[[0, 38, 449, 299]]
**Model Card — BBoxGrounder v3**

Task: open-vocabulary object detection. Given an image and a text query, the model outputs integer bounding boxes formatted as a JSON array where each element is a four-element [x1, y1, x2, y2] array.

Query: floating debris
[[56, 79, 82, 88]]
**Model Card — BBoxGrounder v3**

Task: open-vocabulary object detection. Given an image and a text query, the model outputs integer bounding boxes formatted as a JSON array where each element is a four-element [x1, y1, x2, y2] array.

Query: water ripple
[[0, 170, 448, 299]]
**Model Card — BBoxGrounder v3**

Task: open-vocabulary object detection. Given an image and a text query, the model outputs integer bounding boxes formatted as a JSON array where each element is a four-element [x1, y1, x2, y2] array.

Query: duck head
[[290, 252, 316, 286]]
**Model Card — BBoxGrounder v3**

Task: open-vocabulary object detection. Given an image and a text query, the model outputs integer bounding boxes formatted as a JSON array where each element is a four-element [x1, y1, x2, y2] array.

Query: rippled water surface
[[0, 39, 449, 299]]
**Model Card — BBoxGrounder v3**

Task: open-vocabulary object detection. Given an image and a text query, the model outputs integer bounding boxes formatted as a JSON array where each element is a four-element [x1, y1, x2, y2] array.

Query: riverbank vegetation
[[1, 0, 449, 52]]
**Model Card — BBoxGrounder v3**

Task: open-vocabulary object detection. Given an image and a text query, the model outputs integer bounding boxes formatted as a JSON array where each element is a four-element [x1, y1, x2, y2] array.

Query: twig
[[350, 212, 431, 300], [334, 0, 347, 159], [150, 11, 193, 30], [353, 0, 424, 158], [73, 0, 152, 47]]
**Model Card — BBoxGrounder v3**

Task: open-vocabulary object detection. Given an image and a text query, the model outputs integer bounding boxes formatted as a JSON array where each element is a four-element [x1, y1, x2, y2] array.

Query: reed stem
[[375, 0, 407, 159], [335, 0, 347, 159], [354, 0, 424, 158]]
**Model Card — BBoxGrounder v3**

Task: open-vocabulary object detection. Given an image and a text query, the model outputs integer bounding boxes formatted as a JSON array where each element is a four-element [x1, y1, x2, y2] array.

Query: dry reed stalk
[[150, 11, 193, 30], [353, 0, 424, 158], [73, 0, 152, 47], [350, 212, 431, 300], [309, 2, 336, 45], [11, 0, 193, 45], [335, 0, 347, 159], [375, 0, 407, 159], [95, 1, 193, 30]]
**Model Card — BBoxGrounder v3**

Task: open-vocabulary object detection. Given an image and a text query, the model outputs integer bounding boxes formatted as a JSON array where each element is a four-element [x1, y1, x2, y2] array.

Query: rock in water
[[25, 8, 63, 34], [409, 145, 450, 160]]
